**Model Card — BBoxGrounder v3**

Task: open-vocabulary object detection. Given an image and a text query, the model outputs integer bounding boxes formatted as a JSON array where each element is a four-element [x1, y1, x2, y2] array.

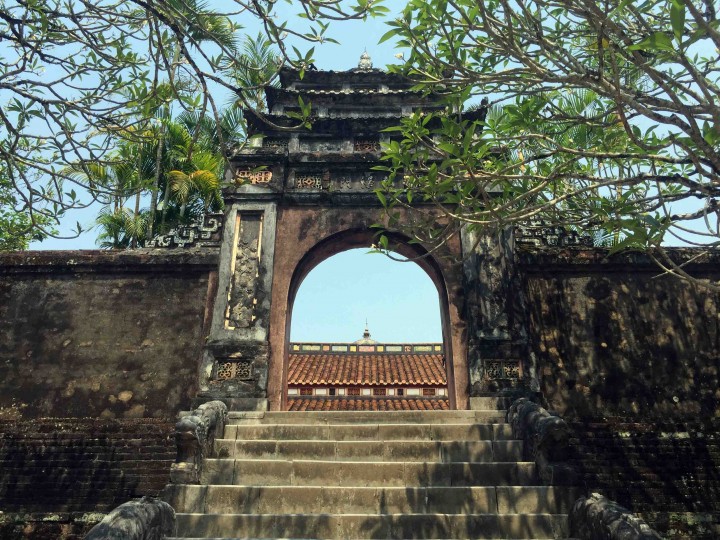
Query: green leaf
[[670, 0, 685, 43], [628, 31, 675, 53], [379, 234, 389, 250], [376, 190, 387, 207], [378, 28, 400, 44]]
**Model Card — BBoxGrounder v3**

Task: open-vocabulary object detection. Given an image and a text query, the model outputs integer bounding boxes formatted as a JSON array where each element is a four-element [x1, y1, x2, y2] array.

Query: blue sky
[[291, 249, 443, 343]]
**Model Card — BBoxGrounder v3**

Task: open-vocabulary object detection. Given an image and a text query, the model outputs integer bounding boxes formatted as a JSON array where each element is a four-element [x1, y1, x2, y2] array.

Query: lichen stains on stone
[[526, 269, 720, 419]]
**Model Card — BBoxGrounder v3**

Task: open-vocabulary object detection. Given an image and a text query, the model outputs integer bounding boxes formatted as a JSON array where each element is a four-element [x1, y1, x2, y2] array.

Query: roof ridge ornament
[[354, 320, 378, 344], [357, 50, 373, 71]]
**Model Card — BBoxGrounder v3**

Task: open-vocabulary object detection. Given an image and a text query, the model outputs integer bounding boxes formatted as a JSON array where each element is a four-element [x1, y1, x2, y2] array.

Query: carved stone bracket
[[170, 400, 228, 484], [506, 398, 578, 486], [147, 213, 223, 248]]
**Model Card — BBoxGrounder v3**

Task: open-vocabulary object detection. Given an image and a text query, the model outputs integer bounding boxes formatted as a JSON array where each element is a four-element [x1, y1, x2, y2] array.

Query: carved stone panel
[[516, 220, 593, 247], [235, 169, 272, 185], [225, 213, 263, 329], [354, 139, 380, 152], [295, 172, 324, 189], [264, 138, 289, 150], [461, 226, 536, 395], [217, 359, 253, 380], [333, 172, 378, 191]]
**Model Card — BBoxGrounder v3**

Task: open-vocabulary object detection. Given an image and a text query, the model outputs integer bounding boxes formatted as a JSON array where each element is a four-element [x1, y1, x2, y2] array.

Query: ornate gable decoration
[[148, 213, 224, 248]]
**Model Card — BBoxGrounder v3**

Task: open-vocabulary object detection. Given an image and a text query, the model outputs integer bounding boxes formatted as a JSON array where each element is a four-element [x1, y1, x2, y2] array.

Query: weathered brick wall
[[520, 248, 720, 539], [521, 249, 720, 420], [0, 250, 217, 420], [568, 419, 720, 539], [0, 418, 175, 512], [0, 250, 217, 536], [0, 418, 175, 539]]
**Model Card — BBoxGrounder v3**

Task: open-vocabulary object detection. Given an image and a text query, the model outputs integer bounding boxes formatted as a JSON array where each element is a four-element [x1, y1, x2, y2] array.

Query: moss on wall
[[522, 251, 720, 420]]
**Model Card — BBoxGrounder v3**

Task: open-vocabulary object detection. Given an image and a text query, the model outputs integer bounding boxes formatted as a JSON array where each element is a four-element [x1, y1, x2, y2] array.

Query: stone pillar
[[194, 201, 277, 410], [460, 226, 538, 400]]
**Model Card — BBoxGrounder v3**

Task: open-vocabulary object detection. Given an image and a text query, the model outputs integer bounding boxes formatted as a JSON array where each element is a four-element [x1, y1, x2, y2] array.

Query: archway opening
[[285, 245, 453, 411], [291, 248, 442, 342]]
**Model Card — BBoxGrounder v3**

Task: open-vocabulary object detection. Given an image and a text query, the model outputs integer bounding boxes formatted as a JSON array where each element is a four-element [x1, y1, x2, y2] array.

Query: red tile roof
[[287, 397, 451, 411], [287, 353, 447, 386]]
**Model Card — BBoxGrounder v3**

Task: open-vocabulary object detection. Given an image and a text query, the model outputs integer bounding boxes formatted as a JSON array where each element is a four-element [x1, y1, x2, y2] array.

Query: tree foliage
[[0, 166, 54, 250], [377, 0, 720, 285], [0, 0, 388, 247]]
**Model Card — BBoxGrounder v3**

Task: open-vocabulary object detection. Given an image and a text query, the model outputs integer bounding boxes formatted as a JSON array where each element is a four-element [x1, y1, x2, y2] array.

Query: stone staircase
[[162, 401, 581, 539]]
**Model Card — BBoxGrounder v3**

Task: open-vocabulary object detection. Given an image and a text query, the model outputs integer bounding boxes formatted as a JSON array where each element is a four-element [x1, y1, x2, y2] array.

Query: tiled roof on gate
[[287, 397, 450, 411], [287, 353, 447, 386]]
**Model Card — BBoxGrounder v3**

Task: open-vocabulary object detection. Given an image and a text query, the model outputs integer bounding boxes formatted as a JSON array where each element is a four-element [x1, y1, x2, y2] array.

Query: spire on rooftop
[[353, 321, 378, 345], [357, 51, 373, 71]]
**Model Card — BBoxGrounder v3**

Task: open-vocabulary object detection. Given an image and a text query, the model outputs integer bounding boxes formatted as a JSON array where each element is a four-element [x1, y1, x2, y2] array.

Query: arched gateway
[[193, 59, 526, 412]]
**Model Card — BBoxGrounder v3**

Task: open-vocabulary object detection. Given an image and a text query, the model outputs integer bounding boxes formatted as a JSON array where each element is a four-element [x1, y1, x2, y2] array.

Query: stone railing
[[570, 493, 663, 540], [506, 397, 578, 485], [84, 497, 175, 539], [170, 400, 228, 484], [507, 398, 662, 539]]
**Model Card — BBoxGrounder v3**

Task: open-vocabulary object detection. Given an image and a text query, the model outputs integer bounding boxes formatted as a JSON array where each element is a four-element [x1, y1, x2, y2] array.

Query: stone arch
[[265, 207, 470, 411], [282, 228, 456, 410]]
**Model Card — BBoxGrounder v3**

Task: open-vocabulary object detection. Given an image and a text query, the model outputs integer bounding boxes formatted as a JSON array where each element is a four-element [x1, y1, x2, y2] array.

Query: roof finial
[[358, 50, 373, 70], [354, 320, 378, 344]]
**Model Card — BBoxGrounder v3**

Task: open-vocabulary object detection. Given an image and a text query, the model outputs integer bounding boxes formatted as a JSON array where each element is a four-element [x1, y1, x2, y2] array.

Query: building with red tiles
[[286, 327, 450, 410]]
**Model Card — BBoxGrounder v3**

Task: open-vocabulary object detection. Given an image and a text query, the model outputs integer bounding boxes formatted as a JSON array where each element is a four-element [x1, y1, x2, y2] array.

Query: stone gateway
[[0, 61, 718, 539]]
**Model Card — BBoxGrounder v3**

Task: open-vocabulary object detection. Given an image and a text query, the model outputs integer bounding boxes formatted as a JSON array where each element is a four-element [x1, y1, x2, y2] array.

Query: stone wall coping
[[0, 249, 218, 272], [518, 246, 720, 270]]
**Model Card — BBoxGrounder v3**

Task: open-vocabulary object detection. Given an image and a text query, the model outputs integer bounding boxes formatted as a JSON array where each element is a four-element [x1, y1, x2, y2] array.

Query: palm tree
[[65, 142, 152, 248], [231, 33, 282, 112], [146, 2, 239, 239], [89, 21, 279, 246], [178, 106, 246, 157], [95, 207, 149, 249], [167, 150, 224, 219]]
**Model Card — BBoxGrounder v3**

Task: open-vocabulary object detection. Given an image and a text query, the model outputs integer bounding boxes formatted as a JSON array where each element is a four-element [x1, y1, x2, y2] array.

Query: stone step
[[215, 439, 523, 462], [164, 485, 581, 515], [201, 460, 538, 487], [173, 512, 568, 539], [469, 397, 515, 411], [223, 423, 513, 441], [226, 410, 507, 425]]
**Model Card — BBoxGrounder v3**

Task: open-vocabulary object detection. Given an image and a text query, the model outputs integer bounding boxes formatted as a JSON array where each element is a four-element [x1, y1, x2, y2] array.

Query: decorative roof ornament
[[353, 321, 378, 344], [357, 51, 373, 71]]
